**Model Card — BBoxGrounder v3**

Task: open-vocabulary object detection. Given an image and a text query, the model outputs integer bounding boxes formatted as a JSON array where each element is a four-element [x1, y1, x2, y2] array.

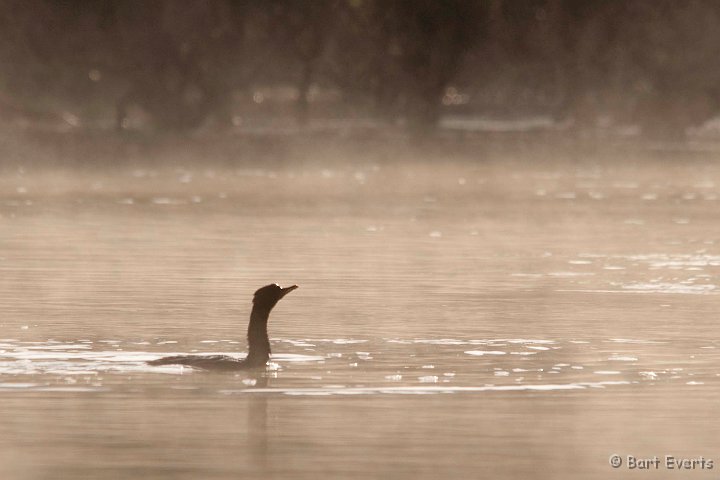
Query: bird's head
[[253, 283, 298, 310]]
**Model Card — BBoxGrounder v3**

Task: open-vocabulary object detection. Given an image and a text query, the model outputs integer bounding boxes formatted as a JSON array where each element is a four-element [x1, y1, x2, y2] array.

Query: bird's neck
[[245, 305, 272, 366]]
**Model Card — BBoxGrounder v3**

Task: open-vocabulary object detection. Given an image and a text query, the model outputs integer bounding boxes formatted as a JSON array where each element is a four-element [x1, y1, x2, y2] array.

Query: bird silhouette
[[148, 284, 298, 370]]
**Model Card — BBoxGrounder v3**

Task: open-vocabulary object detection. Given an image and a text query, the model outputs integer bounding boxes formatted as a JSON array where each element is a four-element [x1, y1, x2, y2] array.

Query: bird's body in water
[[148, 284, 298, 371]]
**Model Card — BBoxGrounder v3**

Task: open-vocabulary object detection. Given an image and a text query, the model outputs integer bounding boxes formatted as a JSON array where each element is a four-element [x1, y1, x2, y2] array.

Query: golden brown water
[[1, 149, 719, 479]]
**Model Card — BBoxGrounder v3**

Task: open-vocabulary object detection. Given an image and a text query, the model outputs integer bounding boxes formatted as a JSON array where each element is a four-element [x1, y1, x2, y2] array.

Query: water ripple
[[219, 381, 632, 396]]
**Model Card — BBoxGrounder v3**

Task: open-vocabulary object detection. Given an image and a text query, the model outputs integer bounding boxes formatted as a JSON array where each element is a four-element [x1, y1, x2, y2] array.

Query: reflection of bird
[[149, 284, 298, 370]]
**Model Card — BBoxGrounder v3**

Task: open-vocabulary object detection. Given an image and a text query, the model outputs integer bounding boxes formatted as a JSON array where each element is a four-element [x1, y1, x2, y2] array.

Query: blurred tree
[[327, 0, 485, 130], [0, 0, 111, 124], [619, 0, 720, 137], [0, 0, 267, 132], [111, 0, 255, 132], [496, 0, 720, 137], [1, 0, 720, 138], [385, 0, 485, 131], [327, 0, 404, 122], [265, 0, 334, 126]]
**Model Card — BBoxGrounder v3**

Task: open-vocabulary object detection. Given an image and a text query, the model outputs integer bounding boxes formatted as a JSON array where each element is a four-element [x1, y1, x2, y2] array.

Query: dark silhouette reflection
[[248, 375, 270, 471], [149, 284, 297, 370]]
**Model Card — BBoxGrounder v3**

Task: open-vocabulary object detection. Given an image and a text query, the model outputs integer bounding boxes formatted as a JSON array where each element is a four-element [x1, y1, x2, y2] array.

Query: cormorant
[[148, 283, 298, 370]]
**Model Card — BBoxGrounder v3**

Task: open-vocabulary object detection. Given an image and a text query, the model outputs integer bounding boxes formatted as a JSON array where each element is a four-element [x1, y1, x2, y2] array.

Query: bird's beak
[[280, 285, 299, 298]]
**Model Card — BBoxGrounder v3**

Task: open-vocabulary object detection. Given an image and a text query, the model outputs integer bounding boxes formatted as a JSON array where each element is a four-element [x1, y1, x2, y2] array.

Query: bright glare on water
[[0, 146, 719, 479]]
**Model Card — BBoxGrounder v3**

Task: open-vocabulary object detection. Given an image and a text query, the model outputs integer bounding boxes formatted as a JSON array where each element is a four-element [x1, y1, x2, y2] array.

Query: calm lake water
[[1, 143, 719, 479]]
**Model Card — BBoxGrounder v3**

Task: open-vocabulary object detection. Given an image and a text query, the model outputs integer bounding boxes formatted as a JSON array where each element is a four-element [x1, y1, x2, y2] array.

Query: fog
[[1, 1, 720, 138], [1, 2, 720, 480]]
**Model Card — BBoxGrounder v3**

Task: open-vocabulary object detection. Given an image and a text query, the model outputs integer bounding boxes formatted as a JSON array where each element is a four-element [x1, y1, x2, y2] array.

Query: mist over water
[[2, 0, 720, 476], [0, 142, 719, 478]]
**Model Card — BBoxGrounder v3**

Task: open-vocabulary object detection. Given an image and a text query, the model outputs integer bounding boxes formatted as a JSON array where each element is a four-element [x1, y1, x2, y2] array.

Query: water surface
[[0, 149, 719, 478]]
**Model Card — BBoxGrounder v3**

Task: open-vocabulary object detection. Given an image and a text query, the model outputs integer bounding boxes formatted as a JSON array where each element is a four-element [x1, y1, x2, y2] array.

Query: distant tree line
[[0, 0, 719, 137]]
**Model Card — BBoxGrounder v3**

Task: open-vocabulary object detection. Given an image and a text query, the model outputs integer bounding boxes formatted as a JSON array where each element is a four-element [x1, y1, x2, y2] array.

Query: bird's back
[[148, 354, 252, 371]]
